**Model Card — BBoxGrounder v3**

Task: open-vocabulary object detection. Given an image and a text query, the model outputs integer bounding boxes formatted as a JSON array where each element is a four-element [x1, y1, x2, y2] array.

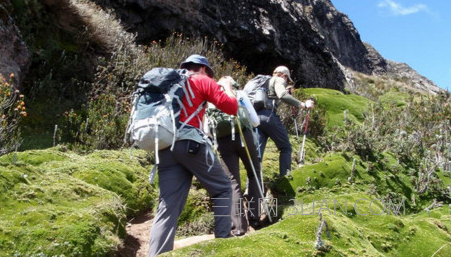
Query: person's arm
[[203, 77, 238, 115], [217, 76, 236, 99], [274, 78, 315, 109], [273, 77, 303, 107]]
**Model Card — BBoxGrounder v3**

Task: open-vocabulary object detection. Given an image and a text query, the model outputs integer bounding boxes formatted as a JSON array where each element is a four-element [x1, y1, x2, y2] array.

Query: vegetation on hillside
[[60, 33, 250, 151], [0, 74, 26, 155], [167, 88, 451, 257]]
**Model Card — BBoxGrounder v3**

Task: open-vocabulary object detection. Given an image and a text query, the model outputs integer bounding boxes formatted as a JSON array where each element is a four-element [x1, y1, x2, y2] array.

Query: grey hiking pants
[[257, 108, 292, 176], [217, 128, 262, 235], [148, 140, 232, 257]]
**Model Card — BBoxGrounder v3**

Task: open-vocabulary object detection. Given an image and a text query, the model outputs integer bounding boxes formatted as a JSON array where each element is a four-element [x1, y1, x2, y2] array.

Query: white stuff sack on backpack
[[130, 103, 174, 152], [237, 90, 260, 127]]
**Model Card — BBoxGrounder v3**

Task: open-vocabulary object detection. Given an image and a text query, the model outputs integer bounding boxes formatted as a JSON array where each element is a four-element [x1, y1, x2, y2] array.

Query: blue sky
[[331, 0, 451, 91]]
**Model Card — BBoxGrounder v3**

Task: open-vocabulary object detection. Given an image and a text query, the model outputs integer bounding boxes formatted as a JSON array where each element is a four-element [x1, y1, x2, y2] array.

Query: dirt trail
[[117, 213, 153, 257], [117, 213, 214, 257]]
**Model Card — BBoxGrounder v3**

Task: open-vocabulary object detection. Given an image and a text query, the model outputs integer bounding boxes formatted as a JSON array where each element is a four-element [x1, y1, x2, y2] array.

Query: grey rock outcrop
[[0, 1, 30, 86], [387, 60, 441, 94], [0, 0, 440, 94], [90, 0, 440, 94]]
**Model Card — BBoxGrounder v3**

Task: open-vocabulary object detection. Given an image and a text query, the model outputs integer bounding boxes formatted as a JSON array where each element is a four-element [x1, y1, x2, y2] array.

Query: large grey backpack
[[124, 68, 204, 181], [243, 75, 272, 111]]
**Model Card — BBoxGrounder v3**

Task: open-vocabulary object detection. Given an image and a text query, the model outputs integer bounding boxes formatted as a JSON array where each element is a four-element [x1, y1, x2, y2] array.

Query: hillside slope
[[2, 88, 450, 256]]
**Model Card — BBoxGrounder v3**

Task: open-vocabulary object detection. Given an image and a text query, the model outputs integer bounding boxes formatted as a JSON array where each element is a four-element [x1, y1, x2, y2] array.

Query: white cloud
[[378, 0, 428, 16]]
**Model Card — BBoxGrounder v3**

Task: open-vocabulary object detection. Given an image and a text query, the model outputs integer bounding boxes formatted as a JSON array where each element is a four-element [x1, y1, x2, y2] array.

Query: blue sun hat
[[180, 54, 215, 78]]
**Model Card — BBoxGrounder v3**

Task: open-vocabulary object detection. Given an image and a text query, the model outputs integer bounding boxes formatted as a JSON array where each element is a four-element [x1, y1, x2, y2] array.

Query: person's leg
[[217, 136, 247, 235], [149, 148, 192, 257], [175, 140, 232, 238], [238, 129, 263, 224], [256, 115, 269, 162], [259, 111, 292, 176], [271, 114, 292, 176]]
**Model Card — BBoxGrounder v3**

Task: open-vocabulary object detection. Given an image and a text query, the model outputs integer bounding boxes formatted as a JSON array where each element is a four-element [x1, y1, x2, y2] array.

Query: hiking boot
[[242, 187, 249, 199], [231, 230, 246, 237], [248, 218, 261, 229]]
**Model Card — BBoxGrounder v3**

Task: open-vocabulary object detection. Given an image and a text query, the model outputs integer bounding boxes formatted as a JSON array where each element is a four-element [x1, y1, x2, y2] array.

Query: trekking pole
[[299, 110, 311, 166], [253, 128, 265, 195], [287, 87, 303, 166], [291, 106, 302, 166], [235, 116, 272, 223]]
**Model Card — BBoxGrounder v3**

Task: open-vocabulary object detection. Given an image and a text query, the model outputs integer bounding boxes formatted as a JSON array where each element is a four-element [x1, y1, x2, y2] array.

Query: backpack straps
[[179, 101, 207, 131], [149, 163, 158, 184], [124, 89, 142, 145], [180, 70, 196, 108], [230, 115, 236, 141], [206, 112, 219, 152], [267, 78, 277, 112]]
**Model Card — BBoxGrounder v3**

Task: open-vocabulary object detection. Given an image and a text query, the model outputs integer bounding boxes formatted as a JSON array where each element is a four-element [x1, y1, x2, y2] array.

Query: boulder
[[0, 1, 30, 86]]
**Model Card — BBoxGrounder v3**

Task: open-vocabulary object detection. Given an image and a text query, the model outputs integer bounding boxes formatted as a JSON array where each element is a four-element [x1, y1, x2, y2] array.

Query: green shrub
[[64, 34, 250, 150], [62, 94, 129, 150], [315, 90, 451, 203], [0, 74, 27, 156], [278, 88, 327, 139]]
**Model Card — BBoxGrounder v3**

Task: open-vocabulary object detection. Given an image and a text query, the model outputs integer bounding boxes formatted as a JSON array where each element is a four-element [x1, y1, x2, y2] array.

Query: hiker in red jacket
[[149, 54, 238, 257]]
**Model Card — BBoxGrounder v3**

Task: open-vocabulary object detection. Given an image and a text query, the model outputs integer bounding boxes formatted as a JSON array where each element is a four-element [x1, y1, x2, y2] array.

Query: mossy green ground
[[164, 205, 451, 257], [165, 151, 451, 257], [303, 88, 370, 128], [0, 147, 157, 256]]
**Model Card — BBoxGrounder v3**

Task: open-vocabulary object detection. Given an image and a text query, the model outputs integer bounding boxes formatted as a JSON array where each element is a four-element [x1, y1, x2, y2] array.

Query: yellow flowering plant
[[0, 74, 27, 155]]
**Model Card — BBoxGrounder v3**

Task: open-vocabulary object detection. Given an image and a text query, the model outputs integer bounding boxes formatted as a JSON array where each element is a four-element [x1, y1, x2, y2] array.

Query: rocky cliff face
[[387, 60, 441, 94], [89, 0, 439, 93], [0, 1, 30, 86], [0, 0, 441, 94]]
